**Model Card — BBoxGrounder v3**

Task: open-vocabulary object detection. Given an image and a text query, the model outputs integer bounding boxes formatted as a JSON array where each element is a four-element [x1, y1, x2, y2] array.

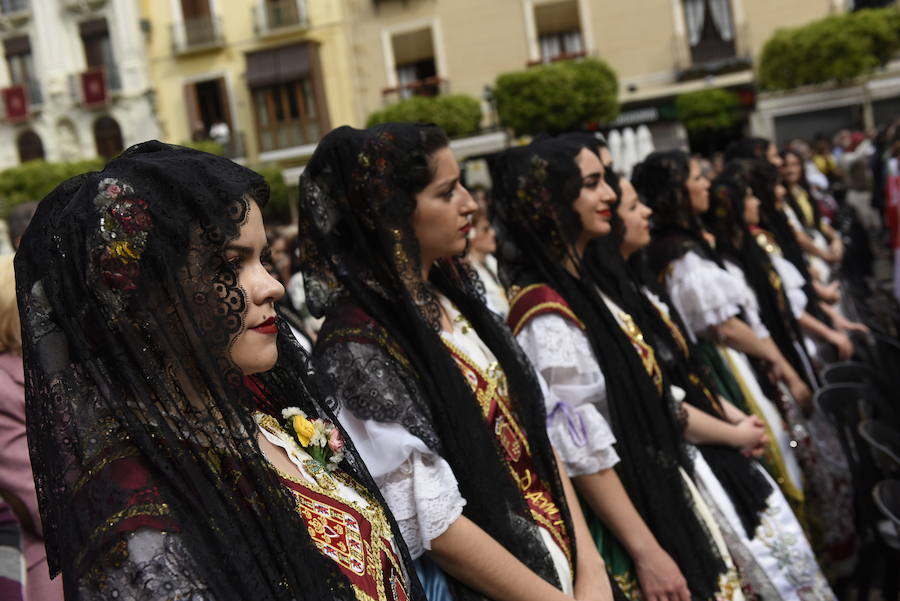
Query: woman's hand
[[574, 553, 614, 601], [733, 415, 767, 453], [827, 330, 854, 360], [785, 374, 812, 411], [633, 545, 691, 601], [817, 281, 841, 304], [833, 313, 870, 335]]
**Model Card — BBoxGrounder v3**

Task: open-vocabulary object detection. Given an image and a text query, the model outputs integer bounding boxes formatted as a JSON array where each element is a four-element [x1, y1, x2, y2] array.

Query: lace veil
[[492, 138, 728, 600], [299, 124, 576, 600], [15, 141, 421, 601]]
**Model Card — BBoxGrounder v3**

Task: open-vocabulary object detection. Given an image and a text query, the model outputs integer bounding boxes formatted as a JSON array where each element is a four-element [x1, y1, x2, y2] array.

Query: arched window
[[17, 129, 44, 163], [94, 116, 123, 160]]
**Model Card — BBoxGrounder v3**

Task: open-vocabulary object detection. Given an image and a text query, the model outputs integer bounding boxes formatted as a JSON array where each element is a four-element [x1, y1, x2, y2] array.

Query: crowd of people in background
[[0, 117, 897, 601]]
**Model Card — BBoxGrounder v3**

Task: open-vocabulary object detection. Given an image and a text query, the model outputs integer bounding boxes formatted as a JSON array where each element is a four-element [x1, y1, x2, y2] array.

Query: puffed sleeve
[[665, 251, 744, 339], [722, 261, 771, 339], [316, 341, 466, 559], [516, 313, 620, 477], [771, 255, 808, 319]]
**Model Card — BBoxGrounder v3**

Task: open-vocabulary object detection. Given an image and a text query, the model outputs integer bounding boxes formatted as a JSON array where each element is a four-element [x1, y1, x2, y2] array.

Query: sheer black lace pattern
[[299, 129, 442, 332], [16, 141, 422, 601], [301, 125, 576, 600]]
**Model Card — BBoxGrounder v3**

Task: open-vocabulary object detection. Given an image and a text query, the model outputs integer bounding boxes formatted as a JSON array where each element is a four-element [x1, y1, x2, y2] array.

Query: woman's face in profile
[[225, 200, 285, 375], [572, 147, 616, 241], [411, 146, 478, 265], [617, 178, 653, 257], [686, 159, 710, 215]]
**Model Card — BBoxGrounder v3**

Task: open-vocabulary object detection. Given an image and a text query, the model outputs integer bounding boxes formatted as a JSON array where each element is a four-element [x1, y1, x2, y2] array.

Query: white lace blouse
[[516, 312, 620, 478], [338, 397, 466, 559], [771, 254, 807, 319], [665, 251, 769, 341]]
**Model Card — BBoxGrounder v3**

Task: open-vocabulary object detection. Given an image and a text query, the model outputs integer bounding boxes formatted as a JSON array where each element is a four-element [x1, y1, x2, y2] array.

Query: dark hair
[[7, 200, 37, 248], [404, 123, 450, 194], [631, 150, 694, 230], [724, 137, 771, 162]]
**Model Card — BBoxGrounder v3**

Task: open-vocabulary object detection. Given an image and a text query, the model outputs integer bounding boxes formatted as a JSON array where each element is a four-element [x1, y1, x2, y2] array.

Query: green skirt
[[583, 501, 642, 601]]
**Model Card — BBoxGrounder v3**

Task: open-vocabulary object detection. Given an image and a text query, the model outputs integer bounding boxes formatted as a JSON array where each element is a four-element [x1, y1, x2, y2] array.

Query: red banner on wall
[[81, 68, 108, 108], [2, 84, 28, 122]]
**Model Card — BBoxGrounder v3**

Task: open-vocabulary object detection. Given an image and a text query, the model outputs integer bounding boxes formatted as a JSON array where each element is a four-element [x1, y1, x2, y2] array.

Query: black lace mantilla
[[16, 141, 423, 601]]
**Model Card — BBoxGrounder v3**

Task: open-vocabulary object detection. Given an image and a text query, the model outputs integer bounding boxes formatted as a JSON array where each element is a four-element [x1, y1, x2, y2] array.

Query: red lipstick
[[251, 316, 277, 335], [597, 208, 612, 218], [460, 223, 472, 235]]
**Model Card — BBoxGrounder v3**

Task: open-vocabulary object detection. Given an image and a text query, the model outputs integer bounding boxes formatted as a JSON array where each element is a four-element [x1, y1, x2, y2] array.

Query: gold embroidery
[[254, 413, 406, 601], [617, 311, 664, 396]]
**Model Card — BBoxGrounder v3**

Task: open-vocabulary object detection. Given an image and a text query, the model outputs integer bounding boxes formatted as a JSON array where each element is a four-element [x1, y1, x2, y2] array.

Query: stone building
[[0, 0, 159, 168]]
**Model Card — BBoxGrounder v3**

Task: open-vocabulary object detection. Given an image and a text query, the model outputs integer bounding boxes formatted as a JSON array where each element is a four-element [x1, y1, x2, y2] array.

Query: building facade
[[139, 0, 358, 175], [344, 0, 870, 155], [0, 0, 158, 168], [139, 0, 898, 172]]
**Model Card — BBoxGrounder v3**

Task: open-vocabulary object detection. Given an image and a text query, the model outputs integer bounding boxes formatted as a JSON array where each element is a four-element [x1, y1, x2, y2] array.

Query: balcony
[[0, 0, 29, 30], [527, 50, 587, 68], [62, 0, 107, 13], [170, 14, 224, 55], [80, 65, 123, 107], [382, 76, 447, 104], [254, 0, 307, 36]]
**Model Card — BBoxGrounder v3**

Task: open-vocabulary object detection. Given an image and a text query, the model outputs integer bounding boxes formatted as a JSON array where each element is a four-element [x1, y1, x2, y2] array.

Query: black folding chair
[[821, 362, 899, 428], [859, 420, 900, 478], [816, 383, 881, 600], [872, 480, 900, 601]]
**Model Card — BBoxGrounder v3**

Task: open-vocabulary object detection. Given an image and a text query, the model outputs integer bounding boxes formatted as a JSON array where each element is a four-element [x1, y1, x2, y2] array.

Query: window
[[180, 0, 217, 47], [246, 43, 328, 152], [390, 27, 439, 99], [17, 129, 43, 162], [683, 0, 736, 64], [263, 0, 302, 30], [185, 77, 231, 140], [80, 19, 119, 91], [0, 0, 28, 14], [94, 116, 123, 160], [4, 36, 40, 105], [534, 0, 584, 63]]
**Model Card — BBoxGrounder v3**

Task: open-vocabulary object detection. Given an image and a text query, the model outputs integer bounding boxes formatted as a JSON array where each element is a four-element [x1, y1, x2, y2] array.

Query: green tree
[[758, 7, 900, 90], [0, 158, 106, 218], [366, 94, 483, 138], [493, 58, 619, 136], [255, 164, 292, 225], [181, 139, 225, 156], [675, 88, 743, 132]]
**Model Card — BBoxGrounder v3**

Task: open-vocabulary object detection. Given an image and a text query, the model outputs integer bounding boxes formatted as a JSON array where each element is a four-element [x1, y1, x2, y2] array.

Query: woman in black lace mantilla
[[299, 123, 617, 601], [15, 141, 423, 601]]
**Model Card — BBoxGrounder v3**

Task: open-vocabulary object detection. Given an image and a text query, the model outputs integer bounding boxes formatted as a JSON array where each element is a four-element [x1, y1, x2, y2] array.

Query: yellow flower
[[110, 240, 140, 262], [292, 415, 316, 447]]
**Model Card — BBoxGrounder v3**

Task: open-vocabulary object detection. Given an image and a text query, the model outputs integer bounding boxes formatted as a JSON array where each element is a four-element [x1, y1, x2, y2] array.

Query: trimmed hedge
[[758, 7, 900, 90], [494, 58, 619, 136], [0, 158, 105, 218], [366, 94, 483, 138], [675, 88, 743, 132]]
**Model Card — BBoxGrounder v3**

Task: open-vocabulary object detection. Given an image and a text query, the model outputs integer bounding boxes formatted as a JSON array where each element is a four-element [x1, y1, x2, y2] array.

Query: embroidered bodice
[[255, 413, 409, 601]]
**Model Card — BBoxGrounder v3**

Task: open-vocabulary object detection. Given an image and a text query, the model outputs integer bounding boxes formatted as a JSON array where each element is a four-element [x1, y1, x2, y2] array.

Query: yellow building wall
[[346, 0, 845, 124], [140, 0, 357, 165], [346, 0, 533, 127]]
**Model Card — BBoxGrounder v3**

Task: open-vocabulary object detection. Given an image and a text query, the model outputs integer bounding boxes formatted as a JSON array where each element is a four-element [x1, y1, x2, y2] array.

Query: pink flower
[[327, 428, 344, 454]]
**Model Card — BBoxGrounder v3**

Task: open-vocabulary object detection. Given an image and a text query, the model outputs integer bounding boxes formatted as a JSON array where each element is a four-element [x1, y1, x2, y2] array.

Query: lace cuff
[[376, 450, 466, 559], [547, 402, 619, 477], [78, 528, 213, 601]]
